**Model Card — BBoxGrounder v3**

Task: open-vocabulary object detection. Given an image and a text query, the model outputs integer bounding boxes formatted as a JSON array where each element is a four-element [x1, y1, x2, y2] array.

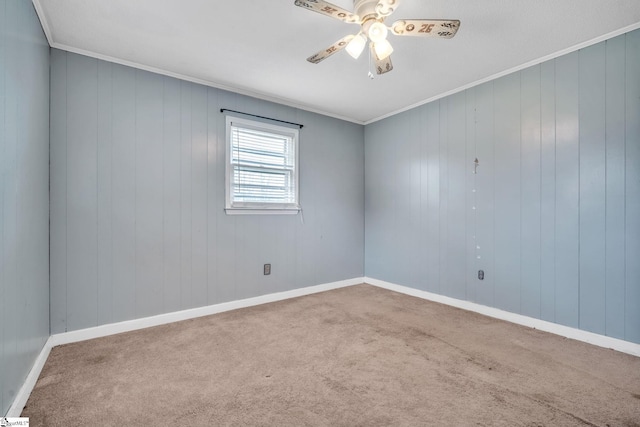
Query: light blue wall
[[49, 50, 365, 334], [365, 29, 640, 344], [0, 0, 50, 416]]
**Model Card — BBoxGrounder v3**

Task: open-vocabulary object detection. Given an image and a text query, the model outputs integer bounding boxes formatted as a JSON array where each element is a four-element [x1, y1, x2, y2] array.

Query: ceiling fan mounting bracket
[[354, 0, 394, 20]]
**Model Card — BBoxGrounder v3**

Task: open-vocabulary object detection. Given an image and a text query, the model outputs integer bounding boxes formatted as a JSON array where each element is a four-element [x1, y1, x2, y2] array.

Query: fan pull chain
[[368, 45, 375, 79]]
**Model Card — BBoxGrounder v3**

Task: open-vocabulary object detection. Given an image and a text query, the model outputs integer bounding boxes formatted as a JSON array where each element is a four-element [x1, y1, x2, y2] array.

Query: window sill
[[225, 208, 300, 215]]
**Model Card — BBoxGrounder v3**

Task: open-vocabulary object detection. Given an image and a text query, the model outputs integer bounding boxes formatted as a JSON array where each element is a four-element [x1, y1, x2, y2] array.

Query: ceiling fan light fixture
[[346, 33, 367, 59], [367, 21, 388, 43], [295, 0, 461, 75], [373, 39, 394, 60]]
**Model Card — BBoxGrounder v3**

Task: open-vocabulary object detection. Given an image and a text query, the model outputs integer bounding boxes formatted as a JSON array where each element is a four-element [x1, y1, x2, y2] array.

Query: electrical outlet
[[264, 264, 271, 275], [478, 270, 484, 280]]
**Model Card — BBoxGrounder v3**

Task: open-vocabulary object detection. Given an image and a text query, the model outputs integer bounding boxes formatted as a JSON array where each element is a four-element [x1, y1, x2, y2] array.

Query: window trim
[[225, 115, 300, 215]]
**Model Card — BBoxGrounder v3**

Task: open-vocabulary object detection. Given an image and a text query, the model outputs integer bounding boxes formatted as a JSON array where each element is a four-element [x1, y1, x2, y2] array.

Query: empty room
[[2, 0, 640, 425]]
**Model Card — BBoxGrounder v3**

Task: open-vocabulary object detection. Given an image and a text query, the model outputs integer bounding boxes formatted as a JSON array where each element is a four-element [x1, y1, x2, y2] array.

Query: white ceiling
[[34, 0, 640, 124]]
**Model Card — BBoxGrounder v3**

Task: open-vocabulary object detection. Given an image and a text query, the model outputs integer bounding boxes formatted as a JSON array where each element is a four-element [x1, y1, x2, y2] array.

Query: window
[[225, 116, 300, 214]]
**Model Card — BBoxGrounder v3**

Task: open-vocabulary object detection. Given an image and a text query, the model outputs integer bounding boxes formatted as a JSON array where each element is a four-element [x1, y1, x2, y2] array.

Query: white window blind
[[225, 116, 299, 214]]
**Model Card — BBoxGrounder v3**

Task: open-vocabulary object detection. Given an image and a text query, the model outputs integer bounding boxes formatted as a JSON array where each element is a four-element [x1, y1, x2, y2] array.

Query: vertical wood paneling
[[604, 35, 626, 339], [465, 88, 478, 302], [0, 0, 50, 414], [294, 111, 316, 285], [300, 115, 326, 288], [310, 116, 330, 286], [162, 77, 182, 314], [312, 115, 331, 285], [50, 49, 68, 333], [1, 0, 18, 409], [425, 102, 441, 293], [438, 99, 449, 295], [31, 5, 50, 353], [579, 43, 607, 335], [65, 54, 98, 331], [474, 82, 495, 308], [258, 216, 275, 293], [416, 105, 429, 292], [554, 52, 580, 328], [258, 215, 276, 292], [408, 108, 422, 288], [309, 112, 329, 284], [190, 85, 208, 305], [17, 0, 29, 359], [235, 218, 255, 300], [343, 118, 364, 281], [416, 106, 427, 290], [520, 66, 542, 319], [362, 30, 640, 345], [346, 121, 365, 282], [8, 0, 23, 382], [215, 90, 237, 303], [365, 116, 388, 281], [364, 121, 386, 280], [50, 51, 365, 334], [446, 92, 468, 300], [206, 88, 219, 304], [539, 60, 556, 323], [393, 112, 414, 286], [111, 64, 136, 323], [135, 70, 164, 318], [179, 81, 193, 308], [625, 29, 640, 344], [493, 73, 521, 313], [0, 0, 6, 412], [313, 115, 364, 285], [383, 115, 401, 284], [97, 60, 113, 326], [394, 110, 415, 286]]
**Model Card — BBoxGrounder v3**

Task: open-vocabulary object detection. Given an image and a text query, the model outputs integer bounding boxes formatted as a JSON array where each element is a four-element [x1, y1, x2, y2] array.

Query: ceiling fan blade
[[371, 45, 393, 75], [294, 0, 360, 24], [306, 35, 355, 64], [390, 19, 460, 38], [376, 0, 400, 17]]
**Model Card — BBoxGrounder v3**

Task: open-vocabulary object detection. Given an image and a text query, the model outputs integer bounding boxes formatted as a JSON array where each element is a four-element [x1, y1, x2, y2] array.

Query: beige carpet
[[22, 284, 640, 426]]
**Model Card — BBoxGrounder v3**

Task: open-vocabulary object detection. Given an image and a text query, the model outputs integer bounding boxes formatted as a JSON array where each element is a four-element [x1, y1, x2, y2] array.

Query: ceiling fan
[[294, 0, 460, 75]]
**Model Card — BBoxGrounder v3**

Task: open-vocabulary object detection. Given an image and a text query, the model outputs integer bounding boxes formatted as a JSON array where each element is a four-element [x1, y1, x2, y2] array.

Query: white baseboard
[[6, 277, 363, 416], [49, 277, 363, 347], [364, 277, 640, 358], [9, 276, 638, 416], [7, 339, 53, 417]]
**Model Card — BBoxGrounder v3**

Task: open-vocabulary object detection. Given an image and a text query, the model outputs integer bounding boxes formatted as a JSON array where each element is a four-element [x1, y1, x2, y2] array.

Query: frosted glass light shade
[[373, 39, 394, 60], [346, 34, 367, 59], [368, 21, 388, 43]]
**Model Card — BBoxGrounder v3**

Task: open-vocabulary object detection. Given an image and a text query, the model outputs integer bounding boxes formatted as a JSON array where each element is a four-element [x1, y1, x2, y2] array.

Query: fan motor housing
[[354, 0, 396, 20]]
